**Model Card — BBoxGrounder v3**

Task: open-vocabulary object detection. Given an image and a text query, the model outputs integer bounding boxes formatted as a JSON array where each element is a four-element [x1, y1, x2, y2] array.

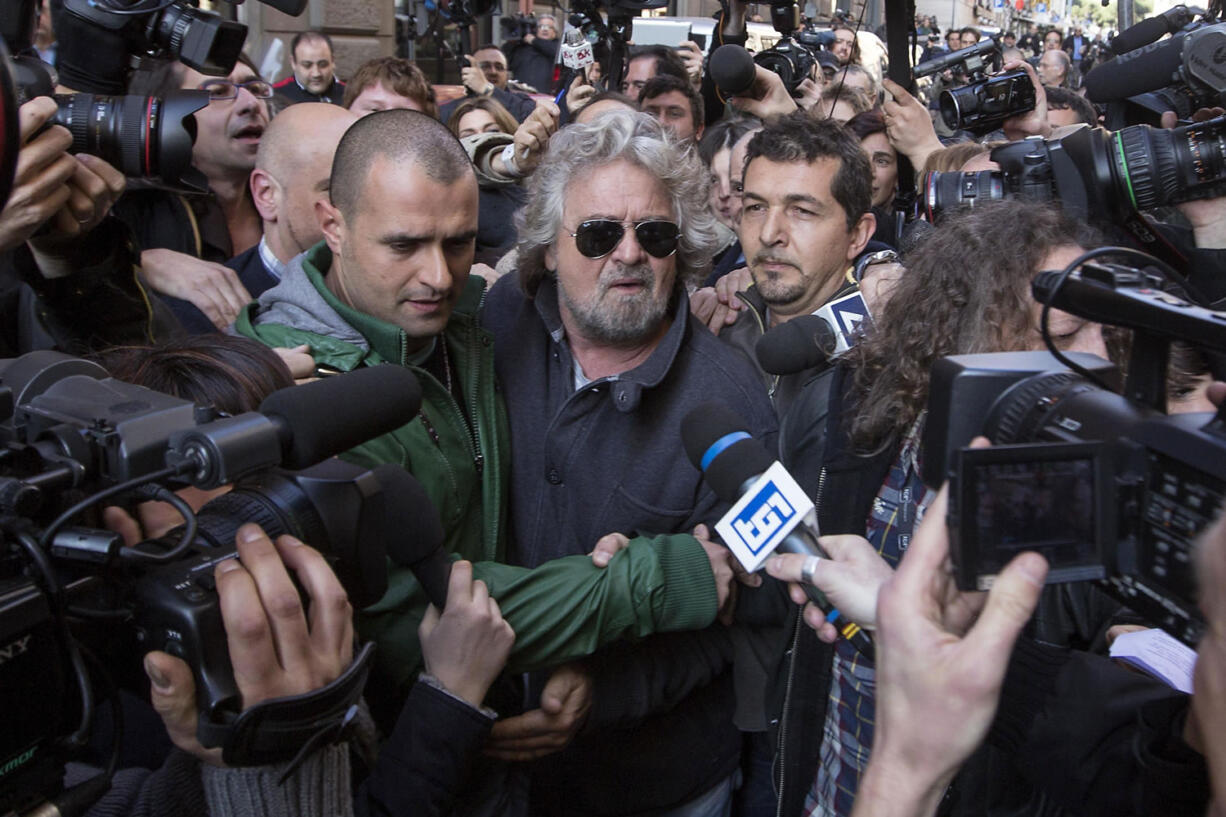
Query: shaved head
[[257, 102, 356, 185], [329, 109, 473, 221]]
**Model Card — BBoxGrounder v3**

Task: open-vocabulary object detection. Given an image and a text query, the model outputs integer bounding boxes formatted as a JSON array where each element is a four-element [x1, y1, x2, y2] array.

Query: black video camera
[[1, 0, 211, 192], [51, 0, 306, 95], [753, 1, 819, 93], [923, 256, 1226, 646], [500, 13, 538, 40], [1087, 17, 1226, 129], [0, 352, 443, 813], [921, 117, 1226, 226], [914, 37, 1033, 133]]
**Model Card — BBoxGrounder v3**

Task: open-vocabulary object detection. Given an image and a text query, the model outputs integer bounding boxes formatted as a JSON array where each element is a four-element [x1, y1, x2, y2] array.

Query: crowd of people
[[6, 1, 1226, 816]]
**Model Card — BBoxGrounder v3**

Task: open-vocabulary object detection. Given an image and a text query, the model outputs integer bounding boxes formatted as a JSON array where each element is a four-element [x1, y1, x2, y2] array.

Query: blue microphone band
[[701, 431, 751, 471]]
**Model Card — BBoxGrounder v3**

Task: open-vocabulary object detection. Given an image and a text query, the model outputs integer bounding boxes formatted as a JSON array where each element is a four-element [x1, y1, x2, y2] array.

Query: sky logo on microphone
[[716, 462, 814, 572]]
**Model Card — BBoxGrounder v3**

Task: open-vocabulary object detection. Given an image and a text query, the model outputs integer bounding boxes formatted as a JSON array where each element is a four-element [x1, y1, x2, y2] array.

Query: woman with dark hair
[[94, 333, 294, 416], [846, 109, 900, 246], [770, 200, 1116, 817]]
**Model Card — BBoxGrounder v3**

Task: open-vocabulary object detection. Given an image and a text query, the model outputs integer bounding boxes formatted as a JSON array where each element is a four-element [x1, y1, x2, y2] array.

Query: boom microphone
[[755, 315, 838, 376], [1084, 33, 1186, 102], [681, 402, 874, 659], [259, 366, 422, 470], [1109, 5, 1193, 55], [372, 464, 452, 609], [709, 44, 757, 97]]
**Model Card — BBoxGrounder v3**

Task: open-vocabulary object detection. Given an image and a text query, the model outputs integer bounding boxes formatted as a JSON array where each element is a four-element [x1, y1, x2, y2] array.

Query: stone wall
[[242, 0, 397, 84]]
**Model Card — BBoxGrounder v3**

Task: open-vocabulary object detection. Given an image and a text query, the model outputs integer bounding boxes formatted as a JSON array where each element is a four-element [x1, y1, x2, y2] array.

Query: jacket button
[[547, 468, 562, 484]]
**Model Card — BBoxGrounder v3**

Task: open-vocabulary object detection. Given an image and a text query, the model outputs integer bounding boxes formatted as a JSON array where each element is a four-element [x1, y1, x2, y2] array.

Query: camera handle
[[197, 642, 376, 770]]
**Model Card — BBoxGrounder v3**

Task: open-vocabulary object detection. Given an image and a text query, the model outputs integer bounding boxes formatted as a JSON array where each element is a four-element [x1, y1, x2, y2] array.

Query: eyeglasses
[[199, 79, 275, 100], [567, 219, 681, 259], [477, 61, 507, 71]]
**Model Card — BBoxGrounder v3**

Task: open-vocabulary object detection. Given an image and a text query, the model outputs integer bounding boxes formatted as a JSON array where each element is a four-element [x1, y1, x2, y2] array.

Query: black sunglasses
[[567, 219, 681, 259]]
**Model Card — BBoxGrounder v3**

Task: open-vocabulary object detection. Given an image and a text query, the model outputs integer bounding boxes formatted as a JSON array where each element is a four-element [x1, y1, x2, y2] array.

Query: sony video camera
[[921, 116, 1226, 228], [1086, 12, 1226, 129], [922, 256, 1226, 646], [914, 37, 1033, 134], [0, 352, 447, 814]]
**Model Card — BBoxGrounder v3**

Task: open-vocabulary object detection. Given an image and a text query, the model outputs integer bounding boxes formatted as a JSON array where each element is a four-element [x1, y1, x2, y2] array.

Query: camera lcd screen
[[952, 443, 1108, 590]]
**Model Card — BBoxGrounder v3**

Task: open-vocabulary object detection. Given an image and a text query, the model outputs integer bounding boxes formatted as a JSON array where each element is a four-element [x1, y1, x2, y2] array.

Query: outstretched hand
[[852, 483, 1047, 817]]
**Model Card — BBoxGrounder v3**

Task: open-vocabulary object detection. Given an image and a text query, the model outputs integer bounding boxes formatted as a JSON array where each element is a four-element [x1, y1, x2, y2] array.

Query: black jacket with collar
[[481, 273, 776, 815]]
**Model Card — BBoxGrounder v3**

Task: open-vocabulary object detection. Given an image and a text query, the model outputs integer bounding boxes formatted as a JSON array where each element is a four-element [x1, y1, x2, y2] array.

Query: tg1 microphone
[[681, 402, 875, 659]]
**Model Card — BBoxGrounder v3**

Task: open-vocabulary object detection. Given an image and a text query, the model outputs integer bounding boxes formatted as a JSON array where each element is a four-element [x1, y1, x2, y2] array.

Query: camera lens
[[922, 170, 1004, 221], [754, 49, 800, 92], [50, 91, 209, 189], [1112, 115, 1226, 210]]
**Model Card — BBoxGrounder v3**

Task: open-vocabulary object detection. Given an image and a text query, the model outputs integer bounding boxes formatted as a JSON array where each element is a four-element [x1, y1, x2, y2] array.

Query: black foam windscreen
[[755, 315, 837, 376], [1083, 34, 1185, 102], [709, 44, 757, 97], [680, 402, 774, 501], [259, 366, 421, 470], [370, 463, 451, 609], [1109, 6, 1191, 55]]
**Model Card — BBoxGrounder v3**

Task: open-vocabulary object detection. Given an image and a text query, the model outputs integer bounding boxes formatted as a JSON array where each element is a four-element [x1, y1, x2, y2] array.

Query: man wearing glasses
[[479, 110, 774, 817], [115, 57, 273, 332], [439, 43, 537, 124]]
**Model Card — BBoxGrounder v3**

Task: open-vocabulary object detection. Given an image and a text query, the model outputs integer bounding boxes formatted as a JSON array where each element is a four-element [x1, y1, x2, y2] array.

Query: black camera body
[[0, 352, 436, 811], [939, 69, 1034, 134], [500, 13, 538, 40], [923, 263, 1226, 646], [755, 36, 818, 93], [0, 2, 211, 192], [922, 117, 1226, 225], [914, 37, 1031, 133]]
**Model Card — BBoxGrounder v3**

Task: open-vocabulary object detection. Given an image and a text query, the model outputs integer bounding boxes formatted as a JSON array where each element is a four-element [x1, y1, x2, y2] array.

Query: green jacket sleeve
[[357, 533, 718, 702]]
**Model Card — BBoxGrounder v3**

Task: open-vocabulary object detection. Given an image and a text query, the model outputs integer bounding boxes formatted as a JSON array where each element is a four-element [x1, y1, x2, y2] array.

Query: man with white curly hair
[[480, 111, 776, 817]]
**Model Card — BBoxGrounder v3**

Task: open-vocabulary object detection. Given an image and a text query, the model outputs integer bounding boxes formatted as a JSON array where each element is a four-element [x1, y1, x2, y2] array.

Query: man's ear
[[316, 198, 346, 255], [250, 169, 278, 223], [846, 211, 876, 262], [545, 242, 558, 273]]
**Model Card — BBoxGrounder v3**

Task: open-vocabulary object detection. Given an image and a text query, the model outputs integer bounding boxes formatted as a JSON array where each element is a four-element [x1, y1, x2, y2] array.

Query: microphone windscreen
[[680, 402, 773, 501], [755, 315, 837, 375], [709, 44, 757, 97], [260, 366, 422, 470], [1084, 34, 1184, 102], [1110, 16, 1174, 55], [370, 463, 452, 609]]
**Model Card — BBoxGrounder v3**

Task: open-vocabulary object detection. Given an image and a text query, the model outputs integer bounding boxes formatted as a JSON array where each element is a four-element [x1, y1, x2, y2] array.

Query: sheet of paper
[[1108, 628, 1198, 694]]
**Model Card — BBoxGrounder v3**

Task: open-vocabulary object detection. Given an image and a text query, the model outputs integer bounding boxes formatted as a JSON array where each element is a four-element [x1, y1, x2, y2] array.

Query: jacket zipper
[[775, 609, 803, 817], [774, 466, 828, 815], [741, 292, 781, 400]]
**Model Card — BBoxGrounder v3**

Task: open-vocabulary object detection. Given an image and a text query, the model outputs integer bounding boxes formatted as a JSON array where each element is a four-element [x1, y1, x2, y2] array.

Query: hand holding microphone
[[764, 537, 894, 642], [681, 402, 875, 659]]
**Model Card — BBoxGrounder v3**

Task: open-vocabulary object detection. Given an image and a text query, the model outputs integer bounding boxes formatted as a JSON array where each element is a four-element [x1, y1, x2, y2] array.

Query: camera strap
[[197, 642, 375, 771]]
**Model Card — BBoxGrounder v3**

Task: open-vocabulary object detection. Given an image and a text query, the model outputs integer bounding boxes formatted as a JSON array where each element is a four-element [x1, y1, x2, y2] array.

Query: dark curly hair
[[845, 200, 1105, 453]]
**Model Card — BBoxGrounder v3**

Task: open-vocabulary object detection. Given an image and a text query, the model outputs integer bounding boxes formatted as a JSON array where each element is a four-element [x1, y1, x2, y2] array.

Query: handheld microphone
[[1083, 33, 1186, 102], [372, 464, 452, 609], [681, 402, 875, 659], [709, 44, 757, 97], [1109, 5, 1193, 55], [560, 28, 595, 71], [755, 315, 838, 376]]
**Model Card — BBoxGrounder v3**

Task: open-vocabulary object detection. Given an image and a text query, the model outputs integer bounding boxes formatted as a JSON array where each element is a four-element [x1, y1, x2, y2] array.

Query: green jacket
[[235, 244, 719, 706]]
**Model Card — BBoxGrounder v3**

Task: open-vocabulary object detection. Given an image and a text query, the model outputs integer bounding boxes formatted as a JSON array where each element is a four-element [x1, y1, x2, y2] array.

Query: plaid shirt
[[803, 417, 935, 817]]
